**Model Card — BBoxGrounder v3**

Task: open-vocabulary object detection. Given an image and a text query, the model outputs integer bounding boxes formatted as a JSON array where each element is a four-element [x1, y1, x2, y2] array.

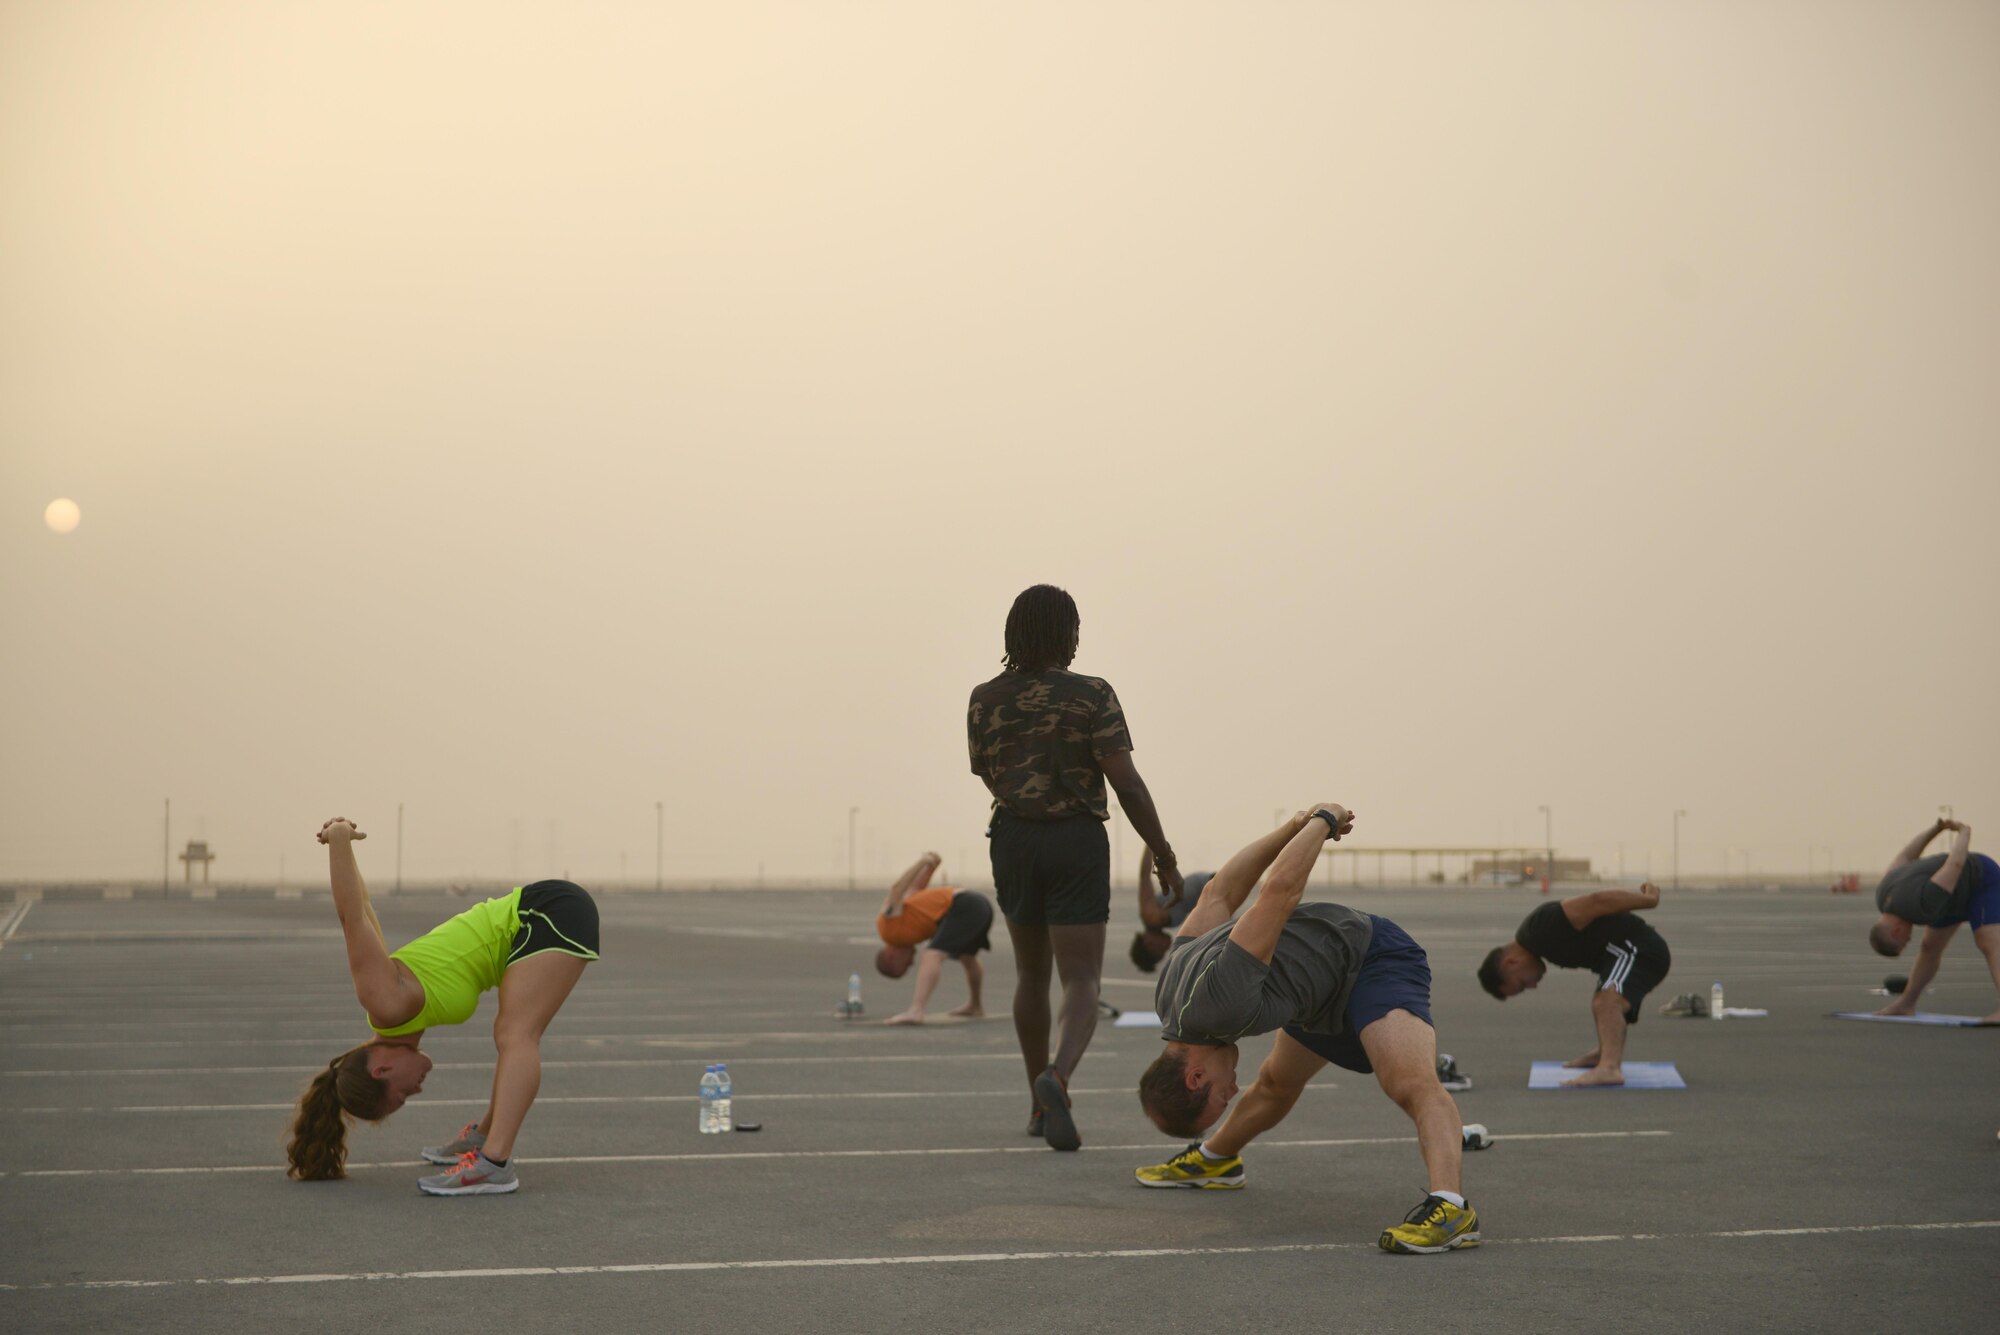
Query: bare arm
[[1561, 882, 1661, 929], [881, 853, 940, 917], [1100, 749, 1181, 899], [1136, 848, 1173, 930], [1928, 821, 1972, 896], [1183, 814, 1306, 941], [1887, 819, 1947, 874], [318, 818, 416, 1022], [1228, 805, 1355, 965], [1884, 923, 1958, 1012]]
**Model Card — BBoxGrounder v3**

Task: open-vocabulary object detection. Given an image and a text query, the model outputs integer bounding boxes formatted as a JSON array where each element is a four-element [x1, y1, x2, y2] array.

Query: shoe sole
[[1135, 1173, 1244, 1189], [1378, 1231, 1480, 1254], [418, 1178, 520, 1196], [1440, 1080, 1473, 1091], [1034, 1070, 1080, 1151]]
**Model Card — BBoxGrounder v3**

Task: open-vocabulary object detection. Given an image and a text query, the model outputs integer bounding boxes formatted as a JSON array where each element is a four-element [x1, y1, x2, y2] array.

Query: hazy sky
[[4, 2, 1996, 887]]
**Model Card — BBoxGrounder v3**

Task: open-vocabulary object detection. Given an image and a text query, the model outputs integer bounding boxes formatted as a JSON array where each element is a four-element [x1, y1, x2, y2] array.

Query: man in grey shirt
[[1869, 816, 2000, 1023], [1135, 804, 1478, 1255]]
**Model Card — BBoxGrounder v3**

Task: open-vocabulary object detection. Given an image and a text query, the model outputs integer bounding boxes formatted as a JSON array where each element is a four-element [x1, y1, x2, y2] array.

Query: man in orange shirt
[[876, 852, 994, 1025]]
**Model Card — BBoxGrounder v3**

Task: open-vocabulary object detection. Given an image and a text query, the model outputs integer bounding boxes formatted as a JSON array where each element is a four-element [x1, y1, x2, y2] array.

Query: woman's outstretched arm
[[318, 818, 417, 1023]]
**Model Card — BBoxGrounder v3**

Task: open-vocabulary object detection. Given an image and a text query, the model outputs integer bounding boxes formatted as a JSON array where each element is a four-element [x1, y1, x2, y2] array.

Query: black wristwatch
[[1311, 809, 1343, 840]]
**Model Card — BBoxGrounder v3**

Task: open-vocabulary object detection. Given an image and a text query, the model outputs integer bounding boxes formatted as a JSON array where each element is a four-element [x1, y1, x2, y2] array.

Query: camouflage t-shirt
[[967, 669, 1133, 820]]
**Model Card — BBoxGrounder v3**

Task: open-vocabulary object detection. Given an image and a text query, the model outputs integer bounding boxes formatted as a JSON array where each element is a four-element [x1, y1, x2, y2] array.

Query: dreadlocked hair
[[286, 1044, 392, 1181], [1002, 584, 1080, 673]]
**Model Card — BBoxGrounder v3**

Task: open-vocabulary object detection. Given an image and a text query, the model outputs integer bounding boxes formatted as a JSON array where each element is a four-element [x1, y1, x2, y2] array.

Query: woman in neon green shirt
[[286, 816, 599, 1195]]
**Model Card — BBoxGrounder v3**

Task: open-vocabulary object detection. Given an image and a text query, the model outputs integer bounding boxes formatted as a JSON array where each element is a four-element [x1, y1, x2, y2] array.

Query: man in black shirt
[[1477, 884, 1671, 1088]]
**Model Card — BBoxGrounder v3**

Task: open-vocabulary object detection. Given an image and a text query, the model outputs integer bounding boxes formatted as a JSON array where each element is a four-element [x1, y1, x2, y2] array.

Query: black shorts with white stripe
[[1594, 936, 1671, 1024], [508, 880, 602, 966]]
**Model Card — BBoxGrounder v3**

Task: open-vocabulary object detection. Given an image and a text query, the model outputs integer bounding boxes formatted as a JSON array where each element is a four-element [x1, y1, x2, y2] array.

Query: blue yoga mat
[[1829, 1012, 1994, 1027], [1528, 1061, 1685, 1089]]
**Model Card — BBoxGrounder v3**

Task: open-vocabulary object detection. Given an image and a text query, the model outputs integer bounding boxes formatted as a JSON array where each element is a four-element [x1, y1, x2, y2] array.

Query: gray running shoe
[[1436, 1054, 1473, 1092], [421, 1121, 487, 1166], [418, 1151, 518, 1196]]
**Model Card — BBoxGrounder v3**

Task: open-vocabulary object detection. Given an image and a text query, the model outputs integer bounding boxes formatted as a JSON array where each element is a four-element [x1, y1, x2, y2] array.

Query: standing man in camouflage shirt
[[968, 584, 1181, 1150]]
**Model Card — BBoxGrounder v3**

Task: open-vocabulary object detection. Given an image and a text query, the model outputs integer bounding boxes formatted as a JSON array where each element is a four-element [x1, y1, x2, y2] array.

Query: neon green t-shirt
[[369, 888, 523, 1037]]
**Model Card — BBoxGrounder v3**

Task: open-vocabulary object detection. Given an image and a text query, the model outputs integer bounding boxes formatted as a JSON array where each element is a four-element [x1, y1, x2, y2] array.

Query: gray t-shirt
[[1158, 870, 1214, 930], [1154, 902, 1375, 1044], [1875, 854, 1977, 925]]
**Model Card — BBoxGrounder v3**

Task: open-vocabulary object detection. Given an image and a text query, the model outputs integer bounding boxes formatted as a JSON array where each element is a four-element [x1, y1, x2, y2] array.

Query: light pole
[[162, 798, 170, 893], [848, 806, 859, 891], [654, 801, 663, 891], [1673, 809, 1687, 892], [1537, 805, 1552, 895]]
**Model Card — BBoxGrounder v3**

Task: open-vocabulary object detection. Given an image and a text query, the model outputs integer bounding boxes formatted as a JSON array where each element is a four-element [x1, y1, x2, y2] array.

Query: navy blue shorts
[[1955, 854, 2000, 930], [1281, 916, 1433, 1075]]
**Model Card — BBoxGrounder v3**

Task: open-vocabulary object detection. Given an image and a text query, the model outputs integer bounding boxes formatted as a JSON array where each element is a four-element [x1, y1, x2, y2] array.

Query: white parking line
[[8, 1083, 1340, 1115], [0, 1129, 1667, 1179], [4, 1213, 1987, 1289], [0, 900, 31, 951], [3, 1051, 1045, 1078]]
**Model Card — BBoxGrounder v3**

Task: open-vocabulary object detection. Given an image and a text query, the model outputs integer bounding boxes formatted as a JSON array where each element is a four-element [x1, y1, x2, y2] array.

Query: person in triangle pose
[[1135, 805, 1479, 1255]]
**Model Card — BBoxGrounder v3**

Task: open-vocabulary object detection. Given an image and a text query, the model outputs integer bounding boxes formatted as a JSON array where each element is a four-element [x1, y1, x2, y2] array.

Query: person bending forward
[[1477, 882, 1672, 1086], [286, 817, 598, 1195], [1867, 817, 2000, 1023], [1135, 805, 1478, 1255], [875, 852, 994, 1024]]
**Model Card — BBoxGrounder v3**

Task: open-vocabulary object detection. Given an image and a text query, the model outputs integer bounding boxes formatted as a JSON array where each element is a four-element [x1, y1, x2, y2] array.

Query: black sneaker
[[1034, 1066, 1080, 1151], [1436, 1053, 1472, 1092]]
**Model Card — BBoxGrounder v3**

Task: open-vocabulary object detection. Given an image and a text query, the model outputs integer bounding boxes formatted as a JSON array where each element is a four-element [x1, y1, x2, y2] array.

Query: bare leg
[[885, 950, 949, 1024], [1562, 990, 1630, 1087], [1359, 1009, 1463, 1196], [481, 952, 589, 1161], [1973, 924, 2000, 1024], [1005, 916, 1053, 1105], [1205, 1029, 1328, 1158], [1048, 922, 1106, 1080], [950, 955, 985, 1017]]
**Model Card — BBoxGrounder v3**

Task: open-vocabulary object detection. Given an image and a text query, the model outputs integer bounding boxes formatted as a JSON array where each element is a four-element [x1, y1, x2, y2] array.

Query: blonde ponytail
[[286, 1046, 390, 1181]]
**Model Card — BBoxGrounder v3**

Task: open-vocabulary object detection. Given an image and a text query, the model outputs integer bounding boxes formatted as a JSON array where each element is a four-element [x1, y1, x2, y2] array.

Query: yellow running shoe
[[1378, 1195, 1479, 1253], [1134, 1143, 1245, 1189]]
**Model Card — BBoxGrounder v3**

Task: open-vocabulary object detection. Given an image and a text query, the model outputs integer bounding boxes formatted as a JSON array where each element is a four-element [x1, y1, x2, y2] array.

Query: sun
[[44, 498, 81, 534]]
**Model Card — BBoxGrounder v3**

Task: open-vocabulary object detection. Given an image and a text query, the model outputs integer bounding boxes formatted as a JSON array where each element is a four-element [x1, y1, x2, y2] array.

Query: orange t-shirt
[[877, 887, 957, 948]]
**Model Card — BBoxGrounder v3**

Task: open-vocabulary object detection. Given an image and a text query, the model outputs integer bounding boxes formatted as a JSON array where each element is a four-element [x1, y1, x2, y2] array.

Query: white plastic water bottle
[[714, 1062, 733, 1133], [699, 1064, 722, 1133], [848, 972, 864, 1013], [1710, 980, 1725, 1020]]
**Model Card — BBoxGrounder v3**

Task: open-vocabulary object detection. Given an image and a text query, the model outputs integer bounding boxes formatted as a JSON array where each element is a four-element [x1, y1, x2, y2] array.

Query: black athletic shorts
[[1594, 936, 1670, 1025], [989, 810, 1110, 926], [508, 880, 602, 965], [927, 890, 994, 958]]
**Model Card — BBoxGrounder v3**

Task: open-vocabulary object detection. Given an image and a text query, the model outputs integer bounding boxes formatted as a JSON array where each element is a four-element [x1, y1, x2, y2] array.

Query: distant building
[[1470, 856, 1592, 885], [179, 840, 217, 883]]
